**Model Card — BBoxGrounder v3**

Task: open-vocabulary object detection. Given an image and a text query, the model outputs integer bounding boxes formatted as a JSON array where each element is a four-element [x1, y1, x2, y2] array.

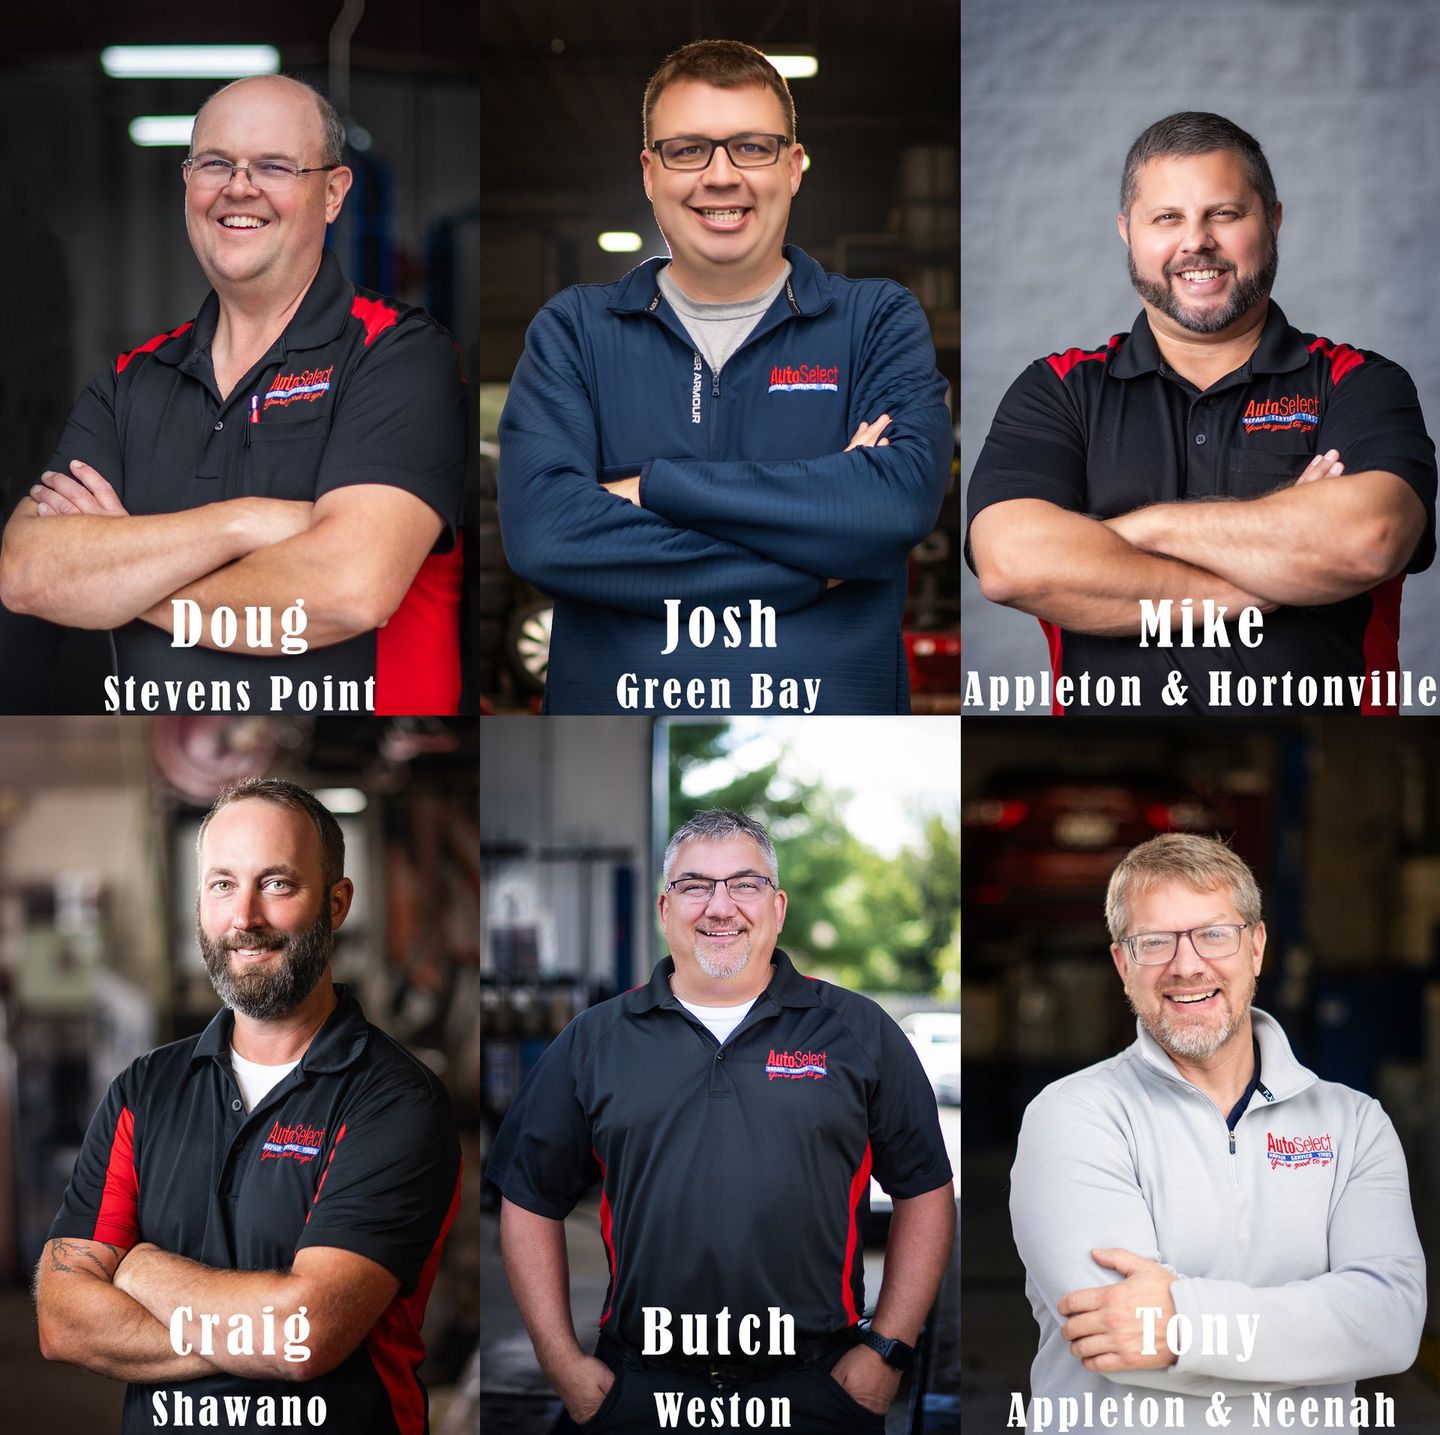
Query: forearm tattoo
[[48, 1240, 124, 1277]]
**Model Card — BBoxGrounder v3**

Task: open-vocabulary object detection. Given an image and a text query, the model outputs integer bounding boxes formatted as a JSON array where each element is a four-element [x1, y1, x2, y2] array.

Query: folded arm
[[137, 484, 445, 651], [638, 290, 951, 580], [0, 464, 312, 630], [35, 1236, 220, 1382], [970, 498, 1272, 637], [1108, 467, 1426, 607], [113, 1241, 399, 1382], [498, 303, 826, 618]]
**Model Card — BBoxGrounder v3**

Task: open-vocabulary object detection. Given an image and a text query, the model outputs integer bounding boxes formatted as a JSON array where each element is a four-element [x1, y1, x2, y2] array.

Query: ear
[[1249, 920, 1266, 976], [1270, 200, 1282, 237], [1110, 942, 1130, 984], [641, 147, 654, 201], [773, 887, 788, 933], [788, 142, 804, 197], [1117, 212, 1130, 246], [657, 889, 670, 928], [329, 877, 355, 929], [324, 166, 353, 223]]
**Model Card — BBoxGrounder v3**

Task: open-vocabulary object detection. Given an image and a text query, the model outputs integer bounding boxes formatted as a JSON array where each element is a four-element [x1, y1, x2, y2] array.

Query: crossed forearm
[[37, 1238, 219, 1382], [971, 499, 1270, 637], [1109, 470, 1425, 606]]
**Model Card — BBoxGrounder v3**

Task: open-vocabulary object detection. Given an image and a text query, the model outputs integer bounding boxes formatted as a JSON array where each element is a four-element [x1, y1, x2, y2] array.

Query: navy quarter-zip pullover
[[498, 246, 952, 713]]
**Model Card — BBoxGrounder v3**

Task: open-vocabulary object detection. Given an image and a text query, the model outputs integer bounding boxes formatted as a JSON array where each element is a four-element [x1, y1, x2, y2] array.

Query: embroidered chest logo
[[1241, 395, 1319, 433], [768, 363, 840, 394], [765, 1047, 828, 1080], [261, 1120, 327, 1164], [262, 365, 335, 411], [1265, 1131, 1334, 1170]]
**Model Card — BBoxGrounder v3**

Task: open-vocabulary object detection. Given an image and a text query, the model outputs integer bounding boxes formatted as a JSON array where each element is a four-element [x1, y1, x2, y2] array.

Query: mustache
[[221, 931, 288, 951], [1165, 258, 1233, 276]]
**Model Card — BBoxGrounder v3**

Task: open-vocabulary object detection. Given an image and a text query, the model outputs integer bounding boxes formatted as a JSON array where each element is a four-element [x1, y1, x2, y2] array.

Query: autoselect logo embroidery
[[766, 1047, 828, 1080], [1241, 394, 1319, 434], [768, 362, 840, 394], [1266, 1130, 1335, 1170], [260, 1119, 327, 1164], [262, 365, 335, 411]]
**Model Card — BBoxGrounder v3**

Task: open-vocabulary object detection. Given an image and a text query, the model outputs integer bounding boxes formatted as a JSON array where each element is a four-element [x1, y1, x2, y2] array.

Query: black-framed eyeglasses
[[664, 874, 777, 903], [650, 133, 791, 171], [1123, 923, 1250, 966], [183, 157, 341, 191]]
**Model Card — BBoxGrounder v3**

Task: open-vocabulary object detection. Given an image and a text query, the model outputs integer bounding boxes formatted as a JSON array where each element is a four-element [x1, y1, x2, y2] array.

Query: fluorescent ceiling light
[[129, 116, 197, 147], [102, 45, 281, 78], [765, 54, 818, 79], [598, 231, 643, 253], [313, 788, 369, 815]]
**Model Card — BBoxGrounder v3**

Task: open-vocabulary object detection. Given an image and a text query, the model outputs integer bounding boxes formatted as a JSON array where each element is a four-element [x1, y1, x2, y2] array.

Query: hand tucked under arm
[[971, 498, 1274, 637], [114, 1241, 399, 1382], [1106, 455, 1426, 606], [1058, 1248, 1177, 1374], [0, 461, 313, 629], [35, 1236, 221, 1383], [138, 484, 444, 652]]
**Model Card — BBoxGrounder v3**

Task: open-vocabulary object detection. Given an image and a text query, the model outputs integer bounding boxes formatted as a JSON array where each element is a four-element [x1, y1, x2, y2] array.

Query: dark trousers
[[559, 1341, 888, 1433]]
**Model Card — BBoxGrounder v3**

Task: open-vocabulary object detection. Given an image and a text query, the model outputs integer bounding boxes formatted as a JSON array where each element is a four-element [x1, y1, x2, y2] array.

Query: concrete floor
[[481, 1108, 962, 1434]]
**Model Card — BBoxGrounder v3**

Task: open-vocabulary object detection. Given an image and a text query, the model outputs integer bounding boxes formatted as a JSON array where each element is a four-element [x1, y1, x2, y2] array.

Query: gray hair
[[195, 73, 346, 168], [1120, 111, 1277, 218], [662, 809, 778, 885], [197, 778, 346, 891], [1105, 833, 1262, 943]]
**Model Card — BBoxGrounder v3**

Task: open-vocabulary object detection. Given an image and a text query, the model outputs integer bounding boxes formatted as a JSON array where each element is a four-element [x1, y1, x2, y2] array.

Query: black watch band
[[855, 1321, 915, 1372]]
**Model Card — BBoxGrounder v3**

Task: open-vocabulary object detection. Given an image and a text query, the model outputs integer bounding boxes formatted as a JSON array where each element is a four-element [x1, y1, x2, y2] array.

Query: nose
[[222, 164, 263, 199], [1167, 930, 1208, 969], [703, 145, 742, 185], [1178, 213, 1216, 253], [703, 882, 740, 916], [230, 888, 267, 930]]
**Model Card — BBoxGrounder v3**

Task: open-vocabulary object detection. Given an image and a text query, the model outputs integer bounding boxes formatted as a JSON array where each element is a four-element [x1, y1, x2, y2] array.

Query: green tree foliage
[[665, 724, 957, 996]]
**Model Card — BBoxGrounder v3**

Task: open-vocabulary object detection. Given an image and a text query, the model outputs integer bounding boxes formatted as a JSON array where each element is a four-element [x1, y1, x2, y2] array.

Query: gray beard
[[1129, 978, 1254, 1061], [198, 903, 333, 1020], [1127, 228, 1277, 335], [692, 931, 751, 981]]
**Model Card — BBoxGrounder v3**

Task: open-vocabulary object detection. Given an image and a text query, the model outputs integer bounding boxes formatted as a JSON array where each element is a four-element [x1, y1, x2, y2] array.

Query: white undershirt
[[675, 995, 758, 1046], [229, 1048, 301, 1111]]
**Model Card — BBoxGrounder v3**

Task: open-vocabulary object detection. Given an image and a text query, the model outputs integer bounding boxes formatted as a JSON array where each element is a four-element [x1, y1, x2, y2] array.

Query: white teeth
[[1169, 992, 1216, 1003], [220, 216, 267, 228], [1180, 269, 1221, 281], [699, 208, 746, 221]]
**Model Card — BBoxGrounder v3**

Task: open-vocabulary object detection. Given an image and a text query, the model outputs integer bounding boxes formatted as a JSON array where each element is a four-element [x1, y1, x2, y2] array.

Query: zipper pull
[[1229, 1130, 1236, 1155]]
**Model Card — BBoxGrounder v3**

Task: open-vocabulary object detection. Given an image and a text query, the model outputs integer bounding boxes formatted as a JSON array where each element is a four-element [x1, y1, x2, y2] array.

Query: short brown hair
[[197, 778, 346, 891], [1104, 833, 1261, 944], [643, 40, 797, 146]]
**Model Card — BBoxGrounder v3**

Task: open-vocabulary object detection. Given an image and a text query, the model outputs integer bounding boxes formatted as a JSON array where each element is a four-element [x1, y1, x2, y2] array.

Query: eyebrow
[[673, 869, 766, 880], [192, 149, 302, 164], [204, 863, 305, 881]]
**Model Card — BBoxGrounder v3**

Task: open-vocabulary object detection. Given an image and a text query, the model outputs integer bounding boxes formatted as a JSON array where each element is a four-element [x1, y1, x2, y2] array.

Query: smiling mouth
[[698, 927, 744, 938], [692, 206, 750, 225], [217, 215, 271, 231], [1164, 988, 1220, 1006], [1173, 266, 1228, 284]]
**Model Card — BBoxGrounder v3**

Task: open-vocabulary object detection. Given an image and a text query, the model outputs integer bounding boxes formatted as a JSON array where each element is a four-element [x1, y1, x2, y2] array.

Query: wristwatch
[[855, 1320, 915, 1371]]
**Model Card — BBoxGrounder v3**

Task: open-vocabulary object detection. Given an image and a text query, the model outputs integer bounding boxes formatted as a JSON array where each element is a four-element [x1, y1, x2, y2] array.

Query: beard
[[198, 902, 333, 1020], [692, 928, 752, 981], [1127, 224, 1278, 335], [1128, 964, 1257, 1061]]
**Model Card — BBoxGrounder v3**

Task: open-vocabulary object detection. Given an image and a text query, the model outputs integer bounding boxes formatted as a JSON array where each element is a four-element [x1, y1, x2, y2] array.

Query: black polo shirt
[[486, 949, 953, 1351], [47, 251, 467, 715], [48, 985, 462, 1434], [966, 302, 1438, 713]]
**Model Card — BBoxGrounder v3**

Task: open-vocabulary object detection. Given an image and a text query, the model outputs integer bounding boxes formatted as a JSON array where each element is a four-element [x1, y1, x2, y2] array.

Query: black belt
[[597, 1325, 859, 1388]]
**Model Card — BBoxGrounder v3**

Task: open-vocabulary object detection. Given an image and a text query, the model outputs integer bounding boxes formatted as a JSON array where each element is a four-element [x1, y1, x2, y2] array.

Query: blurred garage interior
[[0, 715, 479, 1434]]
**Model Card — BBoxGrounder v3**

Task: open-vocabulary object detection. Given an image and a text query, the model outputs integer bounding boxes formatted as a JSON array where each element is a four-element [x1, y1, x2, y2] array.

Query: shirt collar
[[608, 244, 831, 319], [191, 982, 371, 1073], [156, 249, 353, 368], [624, 946, 822, 1014], [1133, 1005, 1315, 1102], [1108, 300, 1308, 381]]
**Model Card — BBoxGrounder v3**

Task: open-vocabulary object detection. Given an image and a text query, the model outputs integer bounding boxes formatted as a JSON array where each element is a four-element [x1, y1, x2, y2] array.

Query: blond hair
[[1105, 833, 1261, 942]]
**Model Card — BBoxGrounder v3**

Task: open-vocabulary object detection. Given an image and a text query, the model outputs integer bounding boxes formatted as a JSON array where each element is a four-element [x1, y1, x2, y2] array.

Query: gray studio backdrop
[[961, 0, 1440, 710]]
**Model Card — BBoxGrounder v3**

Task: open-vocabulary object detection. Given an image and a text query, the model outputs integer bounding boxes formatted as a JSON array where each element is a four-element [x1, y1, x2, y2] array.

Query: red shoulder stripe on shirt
[[301, 1122, 349, 1224], [1362, 575, 1405, 715], [351, 295, 400, 347], [375, 542, 464, 715], [840, 1143, 873, 1323], [366, 1161, 463, 1435], [94, 1105, 140, 1247], [1046, 334, 1123, 382], [116, 323, 193, 375], [1308, 336, 1365, 385]]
